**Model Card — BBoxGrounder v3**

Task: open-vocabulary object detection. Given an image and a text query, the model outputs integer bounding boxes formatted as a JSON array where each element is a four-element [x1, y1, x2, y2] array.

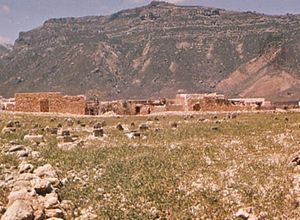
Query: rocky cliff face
[[0, 43, 12, 56], [0, 1, 299, 101]]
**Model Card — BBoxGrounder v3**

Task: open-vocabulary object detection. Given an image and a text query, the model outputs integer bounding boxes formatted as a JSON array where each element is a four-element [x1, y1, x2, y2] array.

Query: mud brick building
[[228, 98, 269, 109], [86, 99, 167, 115], [15, 92, 86, 115], [171, 93, 242, 111], [0, 96, 15, 111]]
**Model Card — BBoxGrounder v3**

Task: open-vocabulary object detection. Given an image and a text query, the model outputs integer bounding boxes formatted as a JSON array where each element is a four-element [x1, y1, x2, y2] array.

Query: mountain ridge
[[0, 1, 299, 101]]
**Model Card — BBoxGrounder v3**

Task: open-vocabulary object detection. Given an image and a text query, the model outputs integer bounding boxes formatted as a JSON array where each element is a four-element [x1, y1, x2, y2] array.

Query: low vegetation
[[0, 112, 300, 219]]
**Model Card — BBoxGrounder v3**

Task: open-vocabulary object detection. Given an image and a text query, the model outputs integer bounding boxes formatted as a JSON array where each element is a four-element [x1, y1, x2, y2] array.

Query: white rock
[[18, 163, 34, 174], [31, 151, 41, 159], [1, 200, 34, 220], [66, 118, 74, 127], [75, 208, 98, 220], [24, 135, 44, 144], [45, 208, 64, 218], [31, 178, 52, 195], [235, 208, 250, 219], [8, 145, 24, 152], [43, 193, 59, 209], [7, 189, 36, 206], [248, 214, 259, 220], [2, 127, 16, 134], [34, 164, 58, 179], [15, 148, 32, 158]]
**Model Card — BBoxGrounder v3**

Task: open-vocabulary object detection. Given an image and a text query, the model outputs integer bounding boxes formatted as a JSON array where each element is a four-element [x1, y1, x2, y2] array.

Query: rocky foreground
[[0, 111, 300, 219]]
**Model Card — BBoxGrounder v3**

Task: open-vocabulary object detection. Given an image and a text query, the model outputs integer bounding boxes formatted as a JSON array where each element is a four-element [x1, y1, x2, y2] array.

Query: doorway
[[135, 106, 141, 114], [40, 99, 49, 112], [193, 103, 201, 111]]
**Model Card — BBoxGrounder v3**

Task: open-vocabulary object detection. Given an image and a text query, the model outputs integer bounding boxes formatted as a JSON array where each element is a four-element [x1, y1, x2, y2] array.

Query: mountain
[[0, 42, 12, 56], [0, 1, 300, 101]]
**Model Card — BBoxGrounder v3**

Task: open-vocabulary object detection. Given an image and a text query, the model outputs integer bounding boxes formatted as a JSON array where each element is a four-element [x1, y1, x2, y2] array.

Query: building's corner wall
[[15, 92, 86, 115], [15, 92, 62, 112]]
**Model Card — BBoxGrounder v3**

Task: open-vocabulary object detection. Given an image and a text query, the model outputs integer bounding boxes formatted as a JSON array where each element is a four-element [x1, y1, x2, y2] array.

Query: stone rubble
[[0, 163, 71, 220], [0, 137, 98, 219]]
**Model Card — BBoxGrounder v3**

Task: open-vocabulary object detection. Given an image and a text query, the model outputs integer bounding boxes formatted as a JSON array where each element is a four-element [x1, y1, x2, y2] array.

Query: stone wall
[[187, 98, 248, 111], [175, 93, 226, 111], [15, 93, 61, 112], [98, 99, 167, 115], [166, 104, 184, 112], [51, 95, 86, 115], [15, 92, 86, 115], [172, 93, 251, 111]]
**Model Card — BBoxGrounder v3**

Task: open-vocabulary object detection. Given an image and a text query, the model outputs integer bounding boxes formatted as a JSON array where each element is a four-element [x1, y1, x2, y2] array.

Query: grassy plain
[[0, 112, 300, 219]]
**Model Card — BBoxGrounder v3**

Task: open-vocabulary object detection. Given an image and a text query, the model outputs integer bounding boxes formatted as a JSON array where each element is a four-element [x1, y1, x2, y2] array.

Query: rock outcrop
[[0, 1, 300, 101]]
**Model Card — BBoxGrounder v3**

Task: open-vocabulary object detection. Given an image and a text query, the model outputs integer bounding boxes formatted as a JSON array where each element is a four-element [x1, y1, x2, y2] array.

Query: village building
[[86, 99, 167, 116], [228, 98, 268, 108], [0, 96, 15, 111], [2, 91, 274, 115], [14, 92, 86, 115], [168, 93, 247, 111]]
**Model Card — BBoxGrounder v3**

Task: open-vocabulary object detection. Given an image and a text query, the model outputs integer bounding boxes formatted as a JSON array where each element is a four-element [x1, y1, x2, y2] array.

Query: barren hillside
[[0, 1, 299, 101], [0, 43, 12, 56]]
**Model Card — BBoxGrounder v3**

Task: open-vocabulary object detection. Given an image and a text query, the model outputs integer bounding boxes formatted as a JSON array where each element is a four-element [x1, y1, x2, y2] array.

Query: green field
[[1, 112, 300, 219]]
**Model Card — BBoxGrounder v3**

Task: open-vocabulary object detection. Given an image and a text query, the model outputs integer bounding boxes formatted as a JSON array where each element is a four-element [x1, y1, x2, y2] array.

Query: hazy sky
[[0, 0, 300, 44]]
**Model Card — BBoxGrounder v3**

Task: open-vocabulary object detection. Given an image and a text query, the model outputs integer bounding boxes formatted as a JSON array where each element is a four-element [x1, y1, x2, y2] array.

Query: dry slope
[[0, 1, 300, 101]]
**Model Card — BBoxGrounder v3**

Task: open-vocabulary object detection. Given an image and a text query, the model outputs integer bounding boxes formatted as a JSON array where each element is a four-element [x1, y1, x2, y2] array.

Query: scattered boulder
[[43, 193, 59, 209], [1, 200, 34, 220], [235, 208, 258, 220], [139, 123, 149, 131], [24, 135, 44, 144], [235, 208, 249, 219], [2, 127, 16, 134], [45, 208, 64, 218], [126, 131, 141, 139], [34, 164, 58, 180], [61, 130, 70, 137], [116, 123, 124, 131], [227, 113, 238, 119], [46, 127, 58, 135], [93, 128, 104, 138], [8, 145, 25, 153], [66, 118, 74, 127], [57, 136, 74, 144], [290, 154, 300, 166], [14, 121, 22, 128], [32, 178, 53, 196], [170, 122, 178, 128], [15, 149, 32, 158], [18, 163, 34, 174], [93, 123, 102, 129], [6, 121, 15, 128]]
